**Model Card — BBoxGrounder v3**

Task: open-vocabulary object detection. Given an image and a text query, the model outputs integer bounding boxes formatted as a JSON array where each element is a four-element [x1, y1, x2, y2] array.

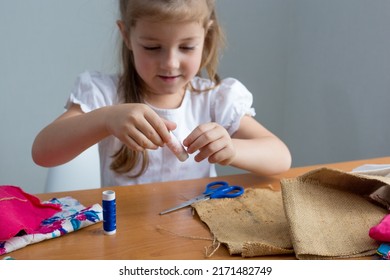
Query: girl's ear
[[117, 20, 131, 49]]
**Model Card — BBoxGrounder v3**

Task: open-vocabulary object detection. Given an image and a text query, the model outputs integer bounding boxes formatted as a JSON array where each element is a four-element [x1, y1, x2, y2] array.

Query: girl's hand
[[183, 122, 236, 165], [105, 103, 176, 151]]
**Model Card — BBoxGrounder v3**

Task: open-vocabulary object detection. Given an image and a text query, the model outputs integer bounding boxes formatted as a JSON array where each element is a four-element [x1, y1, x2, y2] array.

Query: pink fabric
[[369, 214, 390, 242], [0, 185, 61, 241]]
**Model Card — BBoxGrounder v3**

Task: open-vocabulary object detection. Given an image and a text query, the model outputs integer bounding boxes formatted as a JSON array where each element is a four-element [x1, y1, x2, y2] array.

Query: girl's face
[[124, 19, 206, 107]]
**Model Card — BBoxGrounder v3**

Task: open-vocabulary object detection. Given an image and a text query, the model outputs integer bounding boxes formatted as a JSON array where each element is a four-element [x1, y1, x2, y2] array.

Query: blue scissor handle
[[203, 181, 229, 194], [204, 181, 244, 199]]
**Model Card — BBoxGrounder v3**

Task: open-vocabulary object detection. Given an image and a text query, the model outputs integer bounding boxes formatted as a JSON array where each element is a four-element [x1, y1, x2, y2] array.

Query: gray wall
[[283, 0, 390, 166], [1, 0, 389, 194]]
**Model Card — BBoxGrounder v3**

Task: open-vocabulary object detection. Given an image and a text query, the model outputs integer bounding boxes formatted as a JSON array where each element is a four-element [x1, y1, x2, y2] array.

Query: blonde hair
[[111, 0, 225, 177]]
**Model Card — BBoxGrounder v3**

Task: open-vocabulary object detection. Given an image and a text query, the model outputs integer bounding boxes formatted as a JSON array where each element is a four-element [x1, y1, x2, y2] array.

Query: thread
[[0, 197, 27, 202], [204, 238, 221, 258], [102, 190, 116, 235], [156, 225, 221, 258]]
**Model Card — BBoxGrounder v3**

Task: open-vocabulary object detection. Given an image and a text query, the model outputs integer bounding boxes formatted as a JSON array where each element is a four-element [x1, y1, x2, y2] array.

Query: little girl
[[32, 0, 291, 187]]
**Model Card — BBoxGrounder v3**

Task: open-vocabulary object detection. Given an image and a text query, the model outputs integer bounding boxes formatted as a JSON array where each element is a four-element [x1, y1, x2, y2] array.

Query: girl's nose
[[161, 49, 180, 70]]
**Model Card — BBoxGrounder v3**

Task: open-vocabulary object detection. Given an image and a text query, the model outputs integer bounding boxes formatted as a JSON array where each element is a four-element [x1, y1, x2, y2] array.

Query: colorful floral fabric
[[377, 243, 390, 259], [0, 196, 102, 256]]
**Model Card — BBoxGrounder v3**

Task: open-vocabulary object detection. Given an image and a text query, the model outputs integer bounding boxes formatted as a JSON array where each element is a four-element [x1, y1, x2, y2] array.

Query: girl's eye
[[143, 46, 160, 51], [180, 46, 195, 51], [142, 45, 195, 51]]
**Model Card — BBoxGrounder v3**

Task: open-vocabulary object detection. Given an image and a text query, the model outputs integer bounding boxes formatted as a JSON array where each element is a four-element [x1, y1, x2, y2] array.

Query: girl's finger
[[185, 124, 220, 154], [143, 111, 173, 144], [193, 139, 224, 162], [125, 126, 159, 150]]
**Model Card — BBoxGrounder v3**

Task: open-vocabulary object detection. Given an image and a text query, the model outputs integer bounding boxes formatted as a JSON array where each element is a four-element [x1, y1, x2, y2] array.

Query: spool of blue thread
[[102, 190, 116, 235]]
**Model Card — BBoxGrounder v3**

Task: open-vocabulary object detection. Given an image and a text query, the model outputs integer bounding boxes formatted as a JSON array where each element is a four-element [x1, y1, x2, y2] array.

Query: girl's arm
[[183, 115, 291, 176], [32, 104, 109, 167], [32, 103, 175, 167], [229, 115, 291, 175]]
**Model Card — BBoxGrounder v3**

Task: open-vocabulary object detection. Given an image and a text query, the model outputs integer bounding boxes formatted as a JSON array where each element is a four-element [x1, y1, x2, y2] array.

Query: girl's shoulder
[[189, 77, 255, 135], [68, 71, 120, 112]]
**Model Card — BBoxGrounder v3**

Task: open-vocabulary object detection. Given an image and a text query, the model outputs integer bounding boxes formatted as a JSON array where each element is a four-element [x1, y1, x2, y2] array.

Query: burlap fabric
[[193, 188, 293, 257], [281, 167, 390, 259], [193, 167, 390, 259]]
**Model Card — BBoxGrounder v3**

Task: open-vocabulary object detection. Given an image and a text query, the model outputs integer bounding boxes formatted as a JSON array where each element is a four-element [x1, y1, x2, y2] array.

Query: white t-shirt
[[66, 71, 256, 187]]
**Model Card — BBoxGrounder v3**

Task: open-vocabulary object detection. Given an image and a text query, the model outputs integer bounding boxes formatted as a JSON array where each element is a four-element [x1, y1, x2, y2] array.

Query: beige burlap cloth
[[193, 167, 390, 259], [193, 187, 294, 257], [281, 167, 390, 259]]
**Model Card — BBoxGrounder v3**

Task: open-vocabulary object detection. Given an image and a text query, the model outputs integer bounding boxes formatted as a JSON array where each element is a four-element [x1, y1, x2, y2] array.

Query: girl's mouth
[[158, 75, 180, 82]]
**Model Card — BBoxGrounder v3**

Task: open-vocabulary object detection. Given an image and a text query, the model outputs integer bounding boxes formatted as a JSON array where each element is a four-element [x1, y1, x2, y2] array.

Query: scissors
[[159, 181, 244, 215]]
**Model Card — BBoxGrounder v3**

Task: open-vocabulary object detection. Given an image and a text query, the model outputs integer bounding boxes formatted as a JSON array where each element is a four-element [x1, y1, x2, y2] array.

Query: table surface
[[5, 157, 390, 260]]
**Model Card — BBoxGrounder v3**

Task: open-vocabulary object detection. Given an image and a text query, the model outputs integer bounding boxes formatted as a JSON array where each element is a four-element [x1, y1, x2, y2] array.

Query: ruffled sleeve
[[211, 78, 256, 135], [65, 71, 119, 113]]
